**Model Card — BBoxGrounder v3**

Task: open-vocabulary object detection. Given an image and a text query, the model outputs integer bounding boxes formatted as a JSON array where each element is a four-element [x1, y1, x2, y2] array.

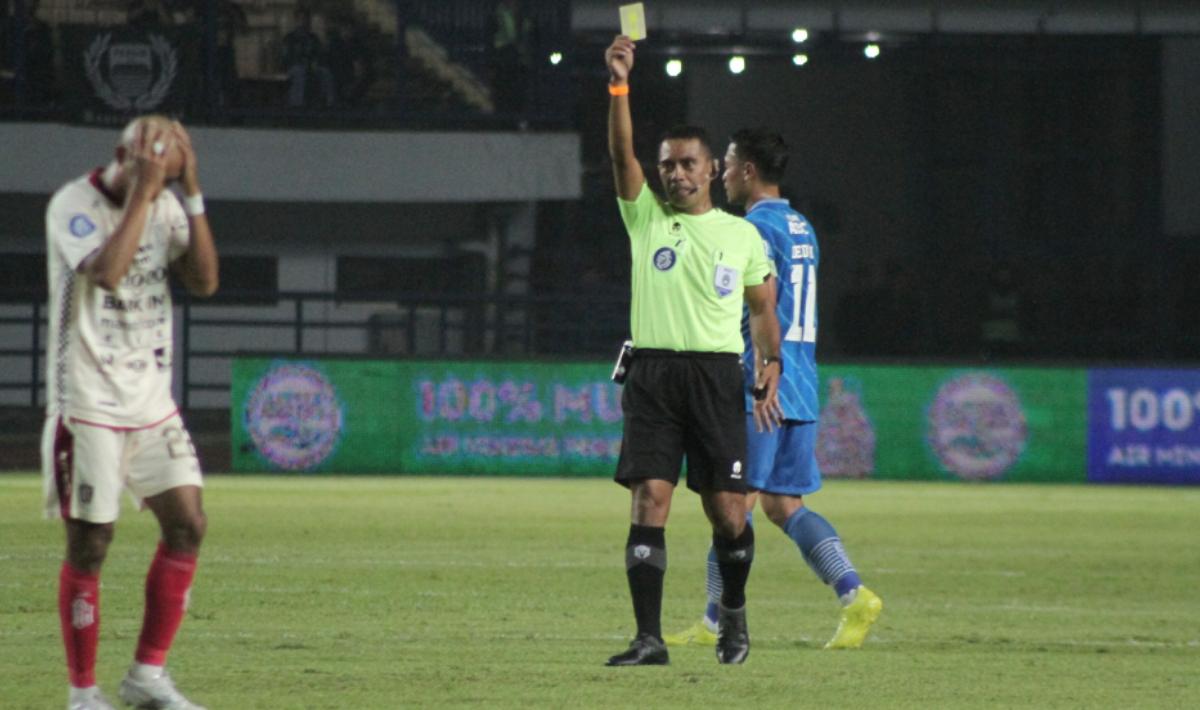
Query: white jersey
[[45, 170, 190, 429]]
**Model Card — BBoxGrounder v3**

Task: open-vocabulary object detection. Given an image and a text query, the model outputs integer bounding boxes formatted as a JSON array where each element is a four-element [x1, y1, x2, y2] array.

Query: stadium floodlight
[[665, 58, 683, 77], [549, 51, 563, 65], [728, 55, 746, 74], [792, 28, 809, 43], [864, 43, 881, 59], [793, 53, 809, 67]]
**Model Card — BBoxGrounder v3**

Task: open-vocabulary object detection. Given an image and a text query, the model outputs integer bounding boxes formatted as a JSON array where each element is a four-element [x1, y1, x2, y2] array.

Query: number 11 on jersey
[[783, 262, 817, 344]]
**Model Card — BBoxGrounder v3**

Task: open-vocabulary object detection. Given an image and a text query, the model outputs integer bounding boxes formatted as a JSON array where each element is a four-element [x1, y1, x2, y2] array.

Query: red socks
[[58, 562, 100, 688], [134, 542, 198, 665], [59, 544, 197, 687]]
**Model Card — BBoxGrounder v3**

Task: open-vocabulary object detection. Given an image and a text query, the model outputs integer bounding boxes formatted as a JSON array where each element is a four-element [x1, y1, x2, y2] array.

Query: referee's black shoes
[[716, 604, 750, 664], [606, 633, 670, 666]]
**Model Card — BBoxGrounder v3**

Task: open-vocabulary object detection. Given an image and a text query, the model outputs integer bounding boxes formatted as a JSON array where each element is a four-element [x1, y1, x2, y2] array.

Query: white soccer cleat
[[68, 686, 116, 710], [118, 669, 206, 710]]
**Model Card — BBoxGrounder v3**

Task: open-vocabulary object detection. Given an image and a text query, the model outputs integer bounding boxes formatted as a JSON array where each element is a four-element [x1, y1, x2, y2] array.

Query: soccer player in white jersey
[[42, 115, 218, 710], [664, 128, 882, 651]]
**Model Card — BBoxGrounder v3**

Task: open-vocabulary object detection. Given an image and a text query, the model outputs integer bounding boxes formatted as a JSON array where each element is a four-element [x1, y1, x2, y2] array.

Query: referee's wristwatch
[[761, 355, 783, 374]]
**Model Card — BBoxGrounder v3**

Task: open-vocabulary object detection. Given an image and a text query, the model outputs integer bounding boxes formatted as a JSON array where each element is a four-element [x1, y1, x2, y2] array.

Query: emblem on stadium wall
[[244, 363, 344, 471], [83, 32, 177, 111], [927, 373, 1028, 480]]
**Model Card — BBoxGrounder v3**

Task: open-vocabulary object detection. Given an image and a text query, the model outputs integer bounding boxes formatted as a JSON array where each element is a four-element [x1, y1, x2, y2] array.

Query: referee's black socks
[[624, 524, 667, 640], [714, 525, 756, 609]]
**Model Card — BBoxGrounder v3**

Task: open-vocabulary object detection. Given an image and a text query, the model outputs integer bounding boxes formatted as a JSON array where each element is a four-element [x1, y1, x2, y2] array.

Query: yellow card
[[620, 2, 647, 41]]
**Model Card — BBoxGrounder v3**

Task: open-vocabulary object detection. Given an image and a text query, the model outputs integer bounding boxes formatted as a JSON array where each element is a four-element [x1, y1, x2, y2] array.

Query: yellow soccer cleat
[[662, 619, 718, 647], [824, 586, 883, 650]]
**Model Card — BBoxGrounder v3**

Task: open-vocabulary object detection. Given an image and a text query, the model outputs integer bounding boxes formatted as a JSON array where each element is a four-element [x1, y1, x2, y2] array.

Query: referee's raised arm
[[606, 35, 644, 200]]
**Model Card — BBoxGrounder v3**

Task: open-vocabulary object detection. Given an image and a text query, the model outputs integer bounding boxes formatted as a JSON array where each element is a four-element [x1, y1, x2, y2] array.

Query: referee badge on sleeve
[[69, 214, 96, 238], [714, 264, 738, 297]]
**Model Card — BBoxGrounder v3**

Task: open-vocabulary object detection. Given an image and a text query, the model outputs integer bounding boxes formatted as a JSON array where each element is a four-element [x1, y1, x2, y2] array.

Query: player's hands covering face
[[127, 121, 175, 200]]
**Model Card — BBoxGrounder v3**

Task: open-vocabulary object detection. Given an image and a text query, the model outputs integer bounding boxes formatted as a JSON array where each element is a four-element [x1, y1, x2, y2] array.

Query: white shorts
[[41, 412, 204, 523]]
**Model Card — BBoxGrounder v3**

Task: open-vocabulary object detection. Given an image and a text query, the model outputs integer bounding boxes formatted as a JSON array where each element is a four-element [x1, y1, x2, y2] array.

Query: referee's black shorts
[[614, 349, 748, 494]]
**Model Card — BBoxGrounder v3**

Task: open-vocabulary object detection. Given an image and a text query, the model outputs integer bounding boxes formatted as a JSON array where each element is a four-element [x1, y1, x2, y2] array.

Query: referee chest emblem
[[653, 247, 677, 271], [714, 264, 738, 297]]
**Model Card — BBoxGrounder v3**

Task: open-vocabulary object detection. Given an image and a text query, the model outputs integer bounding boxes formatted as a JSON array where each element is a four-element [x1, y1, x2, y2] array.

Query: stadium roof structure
[[572, 0, 1200, 37]]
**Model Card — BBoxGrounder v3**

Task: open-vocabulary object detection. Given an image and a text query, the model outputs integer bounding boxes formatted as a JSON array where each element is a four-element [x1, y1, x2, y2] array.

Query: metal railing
[[8, 286, 1196, 409], [0, 289, 631, 409]]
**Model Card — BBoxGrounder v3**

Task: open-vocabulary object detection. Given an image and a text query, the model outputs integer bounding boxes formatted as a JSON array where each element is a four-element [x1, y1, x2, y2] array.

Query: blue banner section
[[1088, 369, 1200, 484]]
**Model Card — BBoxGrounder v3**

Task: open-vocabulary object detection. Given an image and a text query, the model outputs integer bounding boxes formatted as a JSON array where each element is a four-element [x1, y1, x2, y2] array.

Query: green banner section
[[231, 358, 1087, 482], [231, 358, 623, 475], [816, 366, 1086, 483]]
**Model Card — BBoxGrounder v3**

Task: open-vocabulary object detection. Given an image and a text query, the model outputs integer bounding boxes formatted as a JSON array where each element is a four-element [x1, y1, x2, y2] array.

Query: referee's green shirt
[[619, 184, 771, 354]]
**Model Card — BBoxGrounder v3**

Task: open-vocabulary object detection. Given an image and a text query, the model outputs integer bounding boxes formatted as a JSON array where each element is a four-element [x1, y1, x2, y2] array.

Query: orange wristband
[[608, 83, 630, 96]]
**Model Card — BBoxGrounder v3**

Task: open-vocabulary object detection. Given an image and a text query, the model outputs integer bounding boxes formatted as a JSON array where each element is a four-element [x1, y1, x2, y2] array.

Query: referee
[[604, 35, 782, 667]]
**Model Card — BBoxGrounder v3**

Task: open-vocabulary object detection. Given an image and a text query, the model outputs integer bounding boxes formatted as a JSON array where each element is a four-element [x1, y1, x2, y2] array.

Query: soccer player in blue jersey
[[664, 127, 883, 650]]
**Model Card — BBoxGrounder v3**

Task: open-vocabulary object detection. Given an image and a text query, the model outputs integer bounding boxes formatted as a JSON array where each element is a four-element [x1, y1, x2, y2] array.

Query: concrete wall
[[0, 123, 581, 202]]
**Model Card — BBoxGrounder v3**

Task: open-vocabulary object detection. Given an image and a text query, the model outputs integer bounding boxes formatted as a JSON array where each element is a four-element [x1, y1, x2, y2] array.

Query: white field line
[[0, 627, 1197, 650]]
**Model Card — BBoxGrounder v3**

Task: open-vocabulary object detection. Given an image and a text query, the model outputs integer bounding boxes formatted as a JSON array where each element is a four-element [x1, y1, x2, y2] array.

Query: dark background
[[3, 1, 1199, 364]]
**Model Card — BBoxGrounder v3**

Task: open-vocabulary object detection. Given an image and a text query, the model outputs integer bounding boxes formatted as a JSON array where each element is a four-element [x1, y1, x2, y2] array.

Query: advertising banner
[[815, 366, 1087, 484], [1087, 369, 1200, 484], [231, 358, 623, 475], [232, 358, 1090, 483]]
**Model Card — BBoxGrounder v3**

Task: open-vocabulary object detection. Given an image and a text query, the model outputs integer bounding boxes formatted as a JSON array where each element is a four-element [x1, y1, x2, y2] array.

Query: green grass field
[[2, 474, 1198, 709]]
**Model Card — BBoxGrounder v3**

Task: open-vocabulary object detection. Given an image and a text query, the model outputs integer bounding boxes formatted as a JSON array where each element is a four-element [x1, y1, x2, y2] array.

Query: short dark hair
[[730, 128, 789, 184], [659, 124, 714, 157]]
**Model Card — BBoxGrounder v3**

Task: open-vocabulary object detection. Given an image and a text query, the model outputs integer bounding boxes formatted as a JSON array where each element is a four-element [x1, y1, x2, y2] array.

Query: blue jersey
[[741, 199, 819, 421]]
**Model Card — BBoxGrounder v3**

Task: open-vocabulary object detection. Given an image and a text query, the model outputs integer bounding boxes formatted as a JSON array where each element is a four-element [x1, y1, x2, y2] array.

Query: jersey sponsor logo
[[653, 247, 677, 271], [102, 293, 168, 313], [244, 362, 344, 471], [787, 216, 810, 235], [132, 242, 156, 269], [714, 264, 738, 297], [120, 267, 169, 292], [69, 214, 96, 238], [927, 373, 1028, 480]]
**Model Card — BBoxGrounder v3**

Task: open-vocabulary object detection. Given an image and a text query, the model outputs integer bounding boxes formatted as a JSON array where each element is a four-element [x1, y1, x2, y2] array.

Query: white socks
[[129, 662, 165, 681]]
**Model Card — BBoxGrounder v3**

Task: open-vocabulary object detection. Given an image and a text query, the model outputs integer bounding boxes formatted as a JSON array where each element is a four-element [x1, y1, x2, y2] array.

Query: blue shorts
[[745, 415, 822, 496]]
